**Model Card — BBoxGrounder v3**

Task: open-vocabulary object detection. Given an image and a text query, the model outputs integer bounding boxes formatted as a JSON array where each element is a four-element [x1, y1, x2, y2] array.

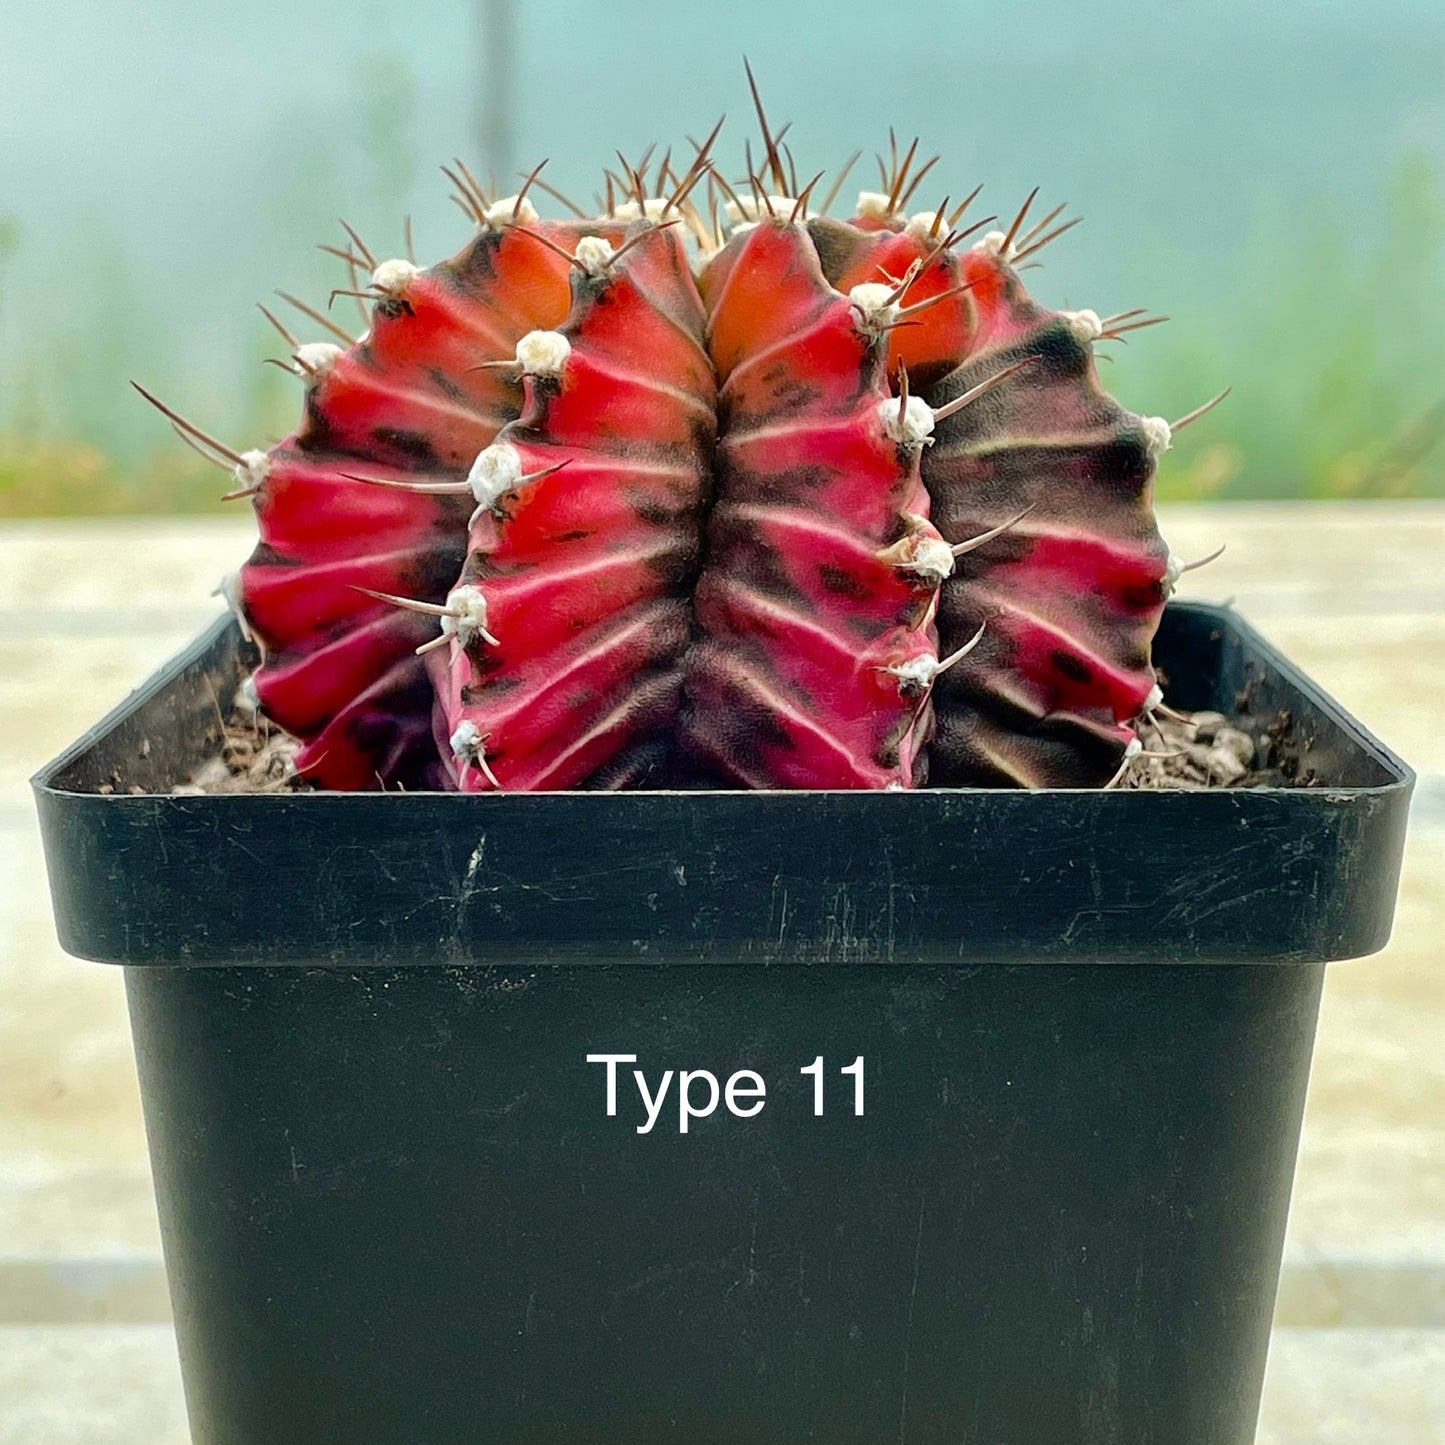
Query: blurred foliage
[[1122, 152, 1445, 502], [0, 435, 224, 516], [1, 84, 1443, 516], [0, 52, 415, 520]]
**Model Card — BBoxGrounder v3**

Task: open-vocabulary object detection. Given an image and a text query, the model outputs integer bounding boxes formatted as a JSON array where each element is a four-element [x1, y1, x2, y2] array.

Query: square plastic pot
[[33, 602, 1412, 1445]]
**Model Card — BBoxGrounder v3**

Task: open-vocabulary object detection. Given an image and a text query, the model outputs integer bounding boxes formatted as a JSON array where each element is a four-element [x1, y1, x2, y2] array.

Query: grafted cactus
[[145, 85, 1222, 793]]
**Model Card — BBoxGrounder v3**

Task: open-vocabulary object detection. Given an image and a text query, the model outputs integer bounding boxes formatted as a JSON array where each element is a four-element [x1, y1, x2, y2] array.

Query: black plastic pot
[[34, 602, 1411, 1445]]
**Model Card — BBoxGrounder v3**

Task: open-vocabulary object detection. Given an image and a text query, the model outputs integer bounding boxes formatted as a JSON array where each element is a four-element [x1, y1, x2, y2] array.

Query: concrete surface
[[1, 505, 1441, 1439]]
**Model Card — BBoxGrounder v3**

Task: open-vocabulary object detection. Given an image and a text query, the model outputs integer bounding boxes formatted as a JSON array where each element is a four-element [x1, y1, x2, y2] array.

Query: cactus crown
[[144, 72, 1225, 793]]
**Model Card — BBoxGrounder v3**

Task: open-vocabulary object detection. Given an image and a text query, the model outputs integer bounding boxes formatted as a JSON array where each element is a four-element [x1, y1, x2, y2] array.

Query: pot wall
[[129, 959, 1322, 1445], [33, 601, 1414, 1443]]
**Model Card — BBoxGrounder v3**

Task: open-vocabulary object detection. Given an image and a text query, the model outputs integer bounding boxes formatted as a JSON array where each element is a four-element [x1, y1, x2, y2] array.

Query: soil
[[1115, 708, 1283, 790], [171, 697, 304, 796], [175, 700, 1297, 795]]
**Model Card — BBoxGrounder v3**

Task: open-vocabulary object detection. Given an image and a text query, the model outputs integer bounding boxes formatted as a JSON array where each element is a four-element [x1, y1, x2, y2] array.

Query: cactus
[[142, 82, 1224, 793]]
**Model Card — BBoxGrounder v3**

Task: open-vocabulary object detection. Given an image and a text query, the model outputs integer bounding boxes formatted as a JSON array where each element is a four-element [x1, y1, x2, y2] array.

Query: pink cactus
[[435, 217, 715, 792], [686, 214, 948, 788], [142, 86, 1223, 793], [210, 197, 623, 789]]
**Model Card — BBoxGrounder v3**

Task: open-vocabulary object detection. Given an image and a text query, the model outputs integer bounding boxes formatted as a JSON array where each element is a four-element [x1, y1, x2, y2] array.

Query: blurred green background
[[1, 0, 1442, 516]]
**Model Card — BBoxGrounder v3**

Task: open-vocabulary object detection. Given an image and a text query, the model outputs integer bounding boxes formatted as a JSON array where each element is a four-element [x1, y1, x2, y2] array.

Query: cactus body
[[238, 217, 614, 788], [922, 247, 1167, 787], [436, 221, 714, 791], [150, 101, 1215, 794], [684, 218, 944, 789]]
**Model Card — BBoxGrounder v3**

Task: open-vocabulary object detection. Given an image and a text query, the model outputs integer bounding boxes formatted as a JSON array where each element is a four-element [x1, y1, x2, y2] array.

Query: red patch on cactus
[[237, 219, 608, 788], [682, 219, 943, 789], [810, 219, 975, 387], [434, 222, 715, 791]]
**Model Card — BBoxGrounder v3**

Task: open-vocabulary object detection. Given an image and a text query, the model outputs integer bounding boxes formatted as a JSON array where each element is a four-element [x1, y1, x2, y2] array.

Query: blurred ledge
[[0, 1324, 189, 1445], [1412, 773, 1445, 829], [0, 518, 251, 623], [0, 1259, 171, 1325], [1257, 1328, 1445, 1445], [0, 610, 229, 641], [0, 1323, 1440, 1445], [1275, 1257, 1445, 1329], [3, 1252, 1443, 1329]]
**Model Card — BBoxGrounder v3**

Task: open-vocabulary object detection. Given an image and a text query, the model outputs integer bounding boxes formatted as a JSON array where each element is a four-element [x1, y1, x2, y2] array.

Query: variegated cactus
[[143, 84, 1224, 793]]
